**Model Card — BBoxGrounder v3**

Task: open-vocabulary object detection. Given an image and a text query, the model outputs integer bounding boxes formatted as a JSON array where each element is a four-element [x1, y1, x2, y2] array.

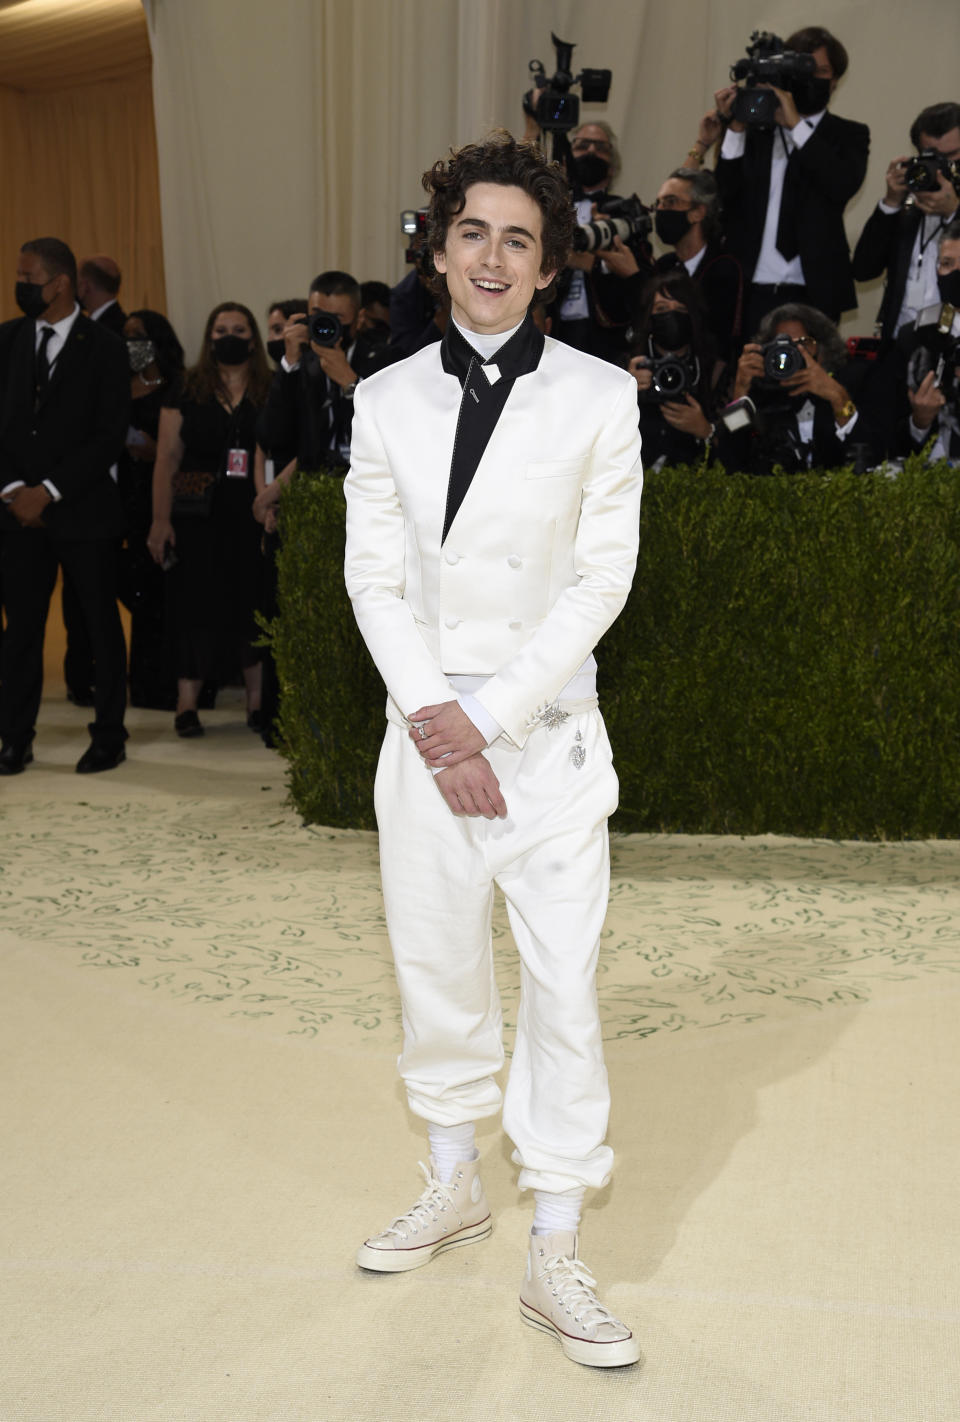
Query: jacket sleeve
[[471, 376, 643, 746], [343, 381, 456, 717], [256, 364, 301, 455], [852, 203, 901, 282]]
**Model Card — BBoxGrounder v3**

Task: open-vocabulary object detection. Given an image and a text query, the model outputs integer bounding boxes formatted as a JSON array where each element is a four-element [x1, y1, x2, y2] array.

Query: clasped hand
[[408, 699, 507, 820]]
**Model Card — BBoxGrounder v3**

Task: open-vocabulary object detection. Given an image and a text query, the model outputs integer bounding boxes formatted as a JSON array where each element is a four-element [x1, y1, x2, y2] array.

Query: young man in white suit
[[344, 131, 644, 1368]]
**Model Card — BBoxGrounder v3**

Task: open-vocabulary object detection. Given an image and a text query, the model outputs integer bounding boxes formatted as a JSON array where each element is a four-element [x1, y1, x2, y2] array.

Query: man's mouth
[[472, 278, 509, 292]]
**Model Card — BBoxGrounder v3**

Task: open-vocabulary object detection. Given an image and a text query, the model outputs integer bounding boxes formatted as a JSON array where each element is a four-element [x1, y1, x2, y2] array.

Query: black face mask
[[15, 280, 51, 319], [791, 76, 831, 116], [266, 337, 286, 364], [212, 334, 252, 365], [649, 309, 693, 351], [654, 209, 691, 247], [571, 152, 609, 189], [938, 270, 960, 308], [127, 339, 157, 373]]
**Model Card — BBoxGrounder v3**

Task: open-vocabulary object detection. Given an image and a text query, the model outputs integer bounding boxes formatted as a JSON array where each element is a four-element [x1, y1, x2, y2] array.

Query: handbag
[[171, 468, 218, 517]]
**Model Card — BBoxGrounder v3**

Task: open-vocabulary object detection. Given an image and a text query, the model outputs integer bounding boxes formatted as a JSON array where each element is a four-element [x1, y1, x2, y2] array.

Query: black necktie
[[775, 131, 801, 263], [36, 325, 55, 392]]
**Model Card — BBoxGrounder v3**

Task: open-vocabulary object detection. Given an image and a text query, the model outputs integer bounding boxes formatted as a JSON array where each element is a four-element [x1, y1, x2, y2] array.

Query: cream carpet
[[1, 686, 958, 1422]]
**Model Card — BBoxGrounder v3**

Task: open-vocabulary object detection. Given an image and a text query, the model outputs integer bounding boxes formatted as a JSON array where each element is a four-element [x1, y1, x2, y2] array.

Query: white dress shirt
[[0, 302, 81, 503], [875, 203, 960, 335], [721, 111, 827, 285]]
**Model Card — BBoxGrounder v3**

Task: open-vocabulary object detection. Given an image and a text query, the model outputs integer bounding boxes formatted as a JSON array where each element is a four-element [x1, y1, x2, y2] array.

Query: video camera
[[400, 207, 434, 279], [729, 31, 815, 128], [526, 32, 611, 135], [571, 195, 652, 253], [903, 151, 960, 198]]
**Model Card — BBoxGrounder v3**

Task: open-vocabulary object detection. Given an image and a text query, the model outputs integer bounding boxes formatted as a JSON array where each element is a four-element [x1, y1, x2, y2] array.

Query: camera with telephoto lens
[[637, 353, 699, 404], [903, 150, 960, 197], [571, 195, 652, 253], [729, 31, 816, 128], [762, 333, 806, 381], [525, 32, 611, 134], [400, 207, 434, 279], [308, 311, 343, 348]]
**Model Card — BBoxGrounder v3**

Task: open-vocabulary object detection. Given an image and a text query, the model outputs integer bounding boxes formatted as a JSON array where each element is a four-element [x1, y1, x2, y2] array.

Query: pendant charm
[[570, 731, 586, 769], [539, 701, 569, 731]]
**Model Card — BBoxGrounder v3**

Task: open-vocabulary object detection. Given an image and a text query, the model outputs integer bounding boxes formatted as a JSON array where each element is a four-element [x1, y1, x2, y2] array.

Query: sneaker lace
[[382, 1162, 459, 1239], [539, 1251, 624, 1329]]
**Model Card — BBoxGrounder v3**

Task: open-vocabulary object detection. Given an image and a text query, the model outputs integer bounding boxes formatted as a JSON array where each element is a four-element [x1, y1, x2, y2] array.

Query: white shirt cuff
[[457, 693, 503, 746], [835, 411, 859, 440], [720, 127, 746, 160], [280, 355, 301, 374], [1, 480, 25, 499], [878, 199, 902, 216], [909, 416, 931, 443]]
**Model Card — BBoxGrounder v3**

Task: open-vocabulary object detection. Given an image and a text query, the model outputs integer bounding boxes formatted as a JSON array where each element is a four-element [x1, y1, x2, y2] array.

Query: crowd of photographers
[[3, 22, 960, 771]]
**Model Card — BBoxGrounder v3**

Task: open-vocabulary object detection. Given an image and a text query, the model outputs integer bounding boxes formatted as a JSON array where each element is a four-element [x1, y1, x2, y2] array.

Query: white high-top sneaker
[[356, 1156, 492, 1272], [519, 1230, 643, 1368]]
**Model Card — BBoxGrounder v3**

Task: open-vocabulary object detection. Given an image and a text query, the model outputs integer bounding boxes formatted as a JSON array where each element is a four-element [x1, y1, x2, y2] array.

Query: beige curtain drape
[[146, 0, 960, 360], [0, 64, 166, 324]]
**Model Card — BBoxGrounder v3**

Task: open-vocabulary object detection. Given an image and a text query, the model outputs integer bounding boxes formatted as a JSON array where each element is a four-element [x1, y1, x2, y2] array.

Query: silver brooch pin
[[538, 702, 569, 731], [570, 731, 586, 769]]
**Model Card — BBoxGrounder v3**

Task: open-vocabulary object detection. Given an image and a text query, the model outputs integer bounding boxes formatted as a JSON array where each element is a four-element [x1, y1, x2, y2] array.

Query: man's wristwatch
[[835, 397, 857, 424], [340, 381, 358, 400]]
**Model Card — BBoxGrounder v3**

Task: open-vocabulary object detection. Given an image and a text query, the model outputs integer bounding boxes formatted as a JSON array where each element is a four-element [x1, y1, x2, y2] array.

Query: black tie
[[775, 131, 801, 263], [36, 325, 55, 392]]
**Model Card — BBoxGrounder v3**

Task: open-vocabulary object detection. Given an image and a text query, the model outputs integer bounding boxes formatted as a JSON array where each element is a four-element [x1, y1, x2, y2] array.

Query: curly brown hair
[[184, 301, 272, 408], [422, 129, 573, 299]]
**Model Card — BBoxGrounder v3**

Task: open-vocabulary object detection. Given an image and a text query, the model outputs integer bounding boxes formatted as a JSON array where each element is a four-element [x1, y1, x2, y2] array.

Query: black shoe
[[246, 709, 262, 733], [66, 686, 96, 708], [174, 710, 204, 738], [0, 742, 33, 775], [76, 743, 126, 774]]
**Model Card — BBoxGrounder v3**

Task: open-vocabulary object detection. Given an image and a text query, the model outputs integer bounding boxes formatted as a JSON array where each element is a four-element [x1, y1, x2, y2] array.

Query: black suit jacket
[[852, 204, 924, 344], [91, 302, 127, 337], [716, 112, 870, 317], [0, 312, 130, 539]]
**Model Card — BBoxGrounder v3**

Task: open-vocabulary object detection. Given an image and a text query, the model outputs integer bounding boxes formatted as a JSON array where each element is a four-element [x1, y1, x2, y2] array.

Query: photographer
[[717, 302, 875, 475], [893, 222, 960, 464], [852, 102, 960, 344], [708, 26, 869, 333], [256, 270, 387, 470], [651, 167, 744, 362], [627, 270, 720, 469]]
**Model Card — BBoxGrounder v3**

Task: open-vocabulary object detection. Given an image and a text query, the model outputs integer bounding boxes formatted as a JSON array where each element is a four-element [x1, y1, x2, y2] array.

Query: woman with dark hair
[[120, 309, 185, 707], [146, 302, 272, 736], [628, 268, 721, 469]]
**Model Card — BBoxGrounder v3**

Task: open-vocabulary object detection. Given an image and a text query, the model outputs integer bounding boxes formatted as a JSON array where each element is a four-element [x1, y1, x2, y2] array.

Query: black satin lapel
[[440, 314, 545, 543]]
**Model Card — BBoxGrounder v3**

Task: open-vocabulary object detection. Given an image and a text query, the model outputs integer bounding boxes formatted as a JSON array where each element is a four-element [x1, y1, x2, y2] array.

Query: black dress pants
[[0, 528, 127, 748]]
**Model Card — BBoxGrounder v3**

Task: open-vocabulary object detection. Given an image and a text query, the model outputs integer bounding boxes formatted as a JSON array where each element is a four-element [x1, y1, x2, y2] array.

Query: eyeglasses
[[571, 138, 612, 155], [789, 336, 818, 350], [652, 197, 693, 211]]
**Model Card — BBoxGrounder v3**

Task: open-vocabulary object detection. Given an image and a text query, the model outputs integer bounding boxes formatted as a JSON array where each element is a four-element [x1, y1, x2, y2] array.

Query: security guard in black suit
[[0, 237, 130, 774]]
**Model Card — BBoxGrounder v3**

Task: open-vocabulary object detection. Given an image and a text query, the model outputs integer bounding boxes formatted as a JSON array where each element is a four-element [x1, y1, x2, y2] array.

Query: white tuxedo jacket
[[343, 334, 643, 747]]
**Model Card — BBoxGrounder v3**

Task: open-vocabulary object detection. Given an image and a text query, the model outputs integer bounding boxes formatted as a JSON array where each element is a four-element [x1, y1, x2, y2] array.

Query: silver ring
[[418, 726, 427, 740]]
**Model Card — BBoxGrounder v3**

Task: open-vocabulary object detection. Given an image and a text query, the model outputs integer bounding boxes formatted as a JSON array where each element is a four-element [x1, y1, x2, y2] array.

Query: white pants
[[374, 706, 618, 1194]]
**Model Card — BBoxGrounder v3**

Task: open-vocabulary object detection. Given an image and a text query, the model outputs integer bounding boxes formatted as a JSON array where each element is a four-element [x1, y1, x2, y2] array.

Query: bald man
[[78, 256, 126, 336]]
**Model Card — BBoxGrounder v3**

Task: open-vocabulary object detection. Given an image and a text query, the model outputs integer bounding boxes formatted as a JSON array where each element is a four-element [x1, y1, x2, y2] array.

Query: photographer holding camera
[[628, 270, 720, 469], [706, 26, 868, 335], [852, 102, 960, 344], [257, 270, 389, 470], [650, 167, 744, 362], [718, 302, 876, 475], [892, 222, 960, 464]]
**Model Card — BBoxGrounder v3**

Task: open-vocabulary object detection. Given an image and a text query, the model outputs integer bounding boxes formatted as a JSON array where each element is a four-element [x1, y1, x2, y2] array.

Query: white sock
[[532, 1188, 585, 1236], [426, 1121, 478, 1183]]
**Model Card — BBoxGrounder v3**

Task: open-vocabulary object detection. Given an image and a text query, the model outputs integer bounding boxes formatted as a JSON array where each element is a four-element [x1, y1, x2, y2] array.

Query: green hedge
[[268, 456, 960, 839]]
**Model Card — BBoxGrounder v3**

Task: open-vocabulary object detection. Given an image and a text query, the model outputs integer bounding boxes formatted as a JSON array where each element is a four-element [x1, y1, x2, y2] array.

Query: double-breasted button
[[507, 554, 522, 568], [509, 620, 522, 630], [444, 616, 460, 629], [444, 549, 461, 565]]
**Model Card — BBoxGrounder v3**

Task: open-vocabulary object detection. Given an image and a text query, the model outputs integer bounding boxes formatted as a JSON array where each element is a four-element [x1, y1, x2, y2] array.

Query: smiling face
[[433, 182, 555, 336]]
